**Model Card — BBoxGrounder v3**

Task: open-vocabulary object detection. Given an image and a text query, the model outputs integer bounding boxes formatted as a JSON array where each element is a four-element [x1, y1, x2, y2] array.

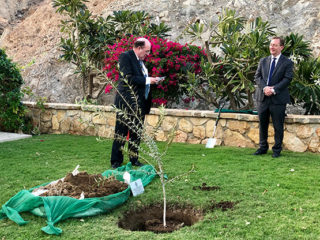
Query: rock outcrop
[[1, 0, 319, 104]]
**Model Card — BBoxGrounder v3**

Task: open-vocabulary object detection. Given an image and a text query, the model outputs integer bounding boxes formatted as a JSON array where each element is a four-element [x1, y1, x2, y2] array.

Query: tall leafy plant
[[290, 58, 320, 115], [282, 33, 312, 60], [0, 49, 26, 132], [53, 0, 171, 101], [53, 0, 115, 100], [281, 33, 320, 115], [111, 10, 171, 39], [185, 9, 275, 110]]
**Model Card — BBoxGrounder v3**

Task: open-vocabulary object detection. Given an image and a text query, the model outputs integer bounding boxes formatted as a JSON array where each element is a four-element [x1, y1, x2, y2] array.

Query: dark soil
[[118, 203, 204, 233], [209, 200, 239, 211], [193, 183, 221, 191], [39, 172, 128, 199]]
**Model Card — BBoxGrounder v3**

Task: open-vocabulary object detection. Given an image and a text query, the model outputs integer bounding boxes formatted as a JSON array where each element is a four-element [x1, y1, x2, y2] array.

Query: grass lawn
[[0, 134, 320, 240]]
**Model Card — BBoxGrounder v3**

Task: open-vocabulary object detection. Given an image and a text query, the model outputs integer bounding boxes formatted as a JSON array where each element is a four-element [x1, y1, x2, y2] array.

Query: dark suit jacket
[[255, 54, 294, 104], [114, 50, 152, 116]]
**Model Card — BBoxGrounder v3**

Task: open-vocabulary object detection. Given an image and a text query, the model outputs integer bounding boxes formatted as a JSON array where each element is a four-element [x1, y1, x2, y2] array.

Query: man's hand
[[264, 86, 275, 96], [150, 77, 165, 84]]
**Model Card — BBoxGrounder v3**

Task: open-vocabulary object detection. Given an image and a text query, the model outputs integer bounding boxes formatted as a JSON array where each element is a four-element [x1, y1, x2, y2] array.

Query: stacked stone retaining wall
[[24, 102, 320, 153]]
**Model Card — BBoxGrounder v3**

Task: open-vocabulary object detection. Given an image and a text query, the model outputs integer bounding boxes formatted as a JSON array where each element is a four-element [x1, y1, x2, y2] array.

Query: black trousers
[[258, 98, 286, 154], [110, 112, 145, 165]]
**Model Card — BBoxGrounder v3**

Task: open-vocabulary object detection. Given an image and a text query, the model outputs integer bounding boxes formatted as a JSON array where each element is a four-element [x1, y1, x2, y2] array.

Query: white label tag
[[129, 179, 144, 197]]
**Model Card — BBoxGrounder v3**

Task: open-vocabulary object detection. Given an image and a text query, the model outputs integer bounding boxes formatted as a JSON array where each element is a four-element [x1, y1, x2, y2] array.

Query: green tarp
[[0, 163, 156, 235], [214, 108, 258, 115]]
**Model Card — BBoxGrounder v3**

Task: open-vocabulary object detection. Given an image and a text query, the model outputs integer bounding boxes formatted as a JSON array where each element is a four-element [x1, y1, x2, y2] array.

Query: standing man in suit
[[110, 37, 163, 168], [253, 36, 294, 158]]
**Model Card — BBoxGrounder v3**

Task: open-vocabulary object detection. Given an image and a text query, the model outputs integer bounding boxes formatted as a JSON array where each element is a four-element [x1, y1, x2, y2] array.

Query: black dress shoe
[[111, 163, 121, 169], [272, 152, 280, 158], [131, 161, 144, 167], [253, 149, 267, 155]]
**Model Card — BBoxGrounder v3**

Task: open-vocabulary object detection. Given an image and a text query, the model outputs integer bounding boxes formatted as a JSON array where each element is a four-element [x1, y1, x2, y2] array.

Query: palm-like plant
[[185, 9, 275, 110], [282, 33, 312, 60], [111, 11, 171, 39], [281, 33, 320, 115], [290, 58, 320, 115]]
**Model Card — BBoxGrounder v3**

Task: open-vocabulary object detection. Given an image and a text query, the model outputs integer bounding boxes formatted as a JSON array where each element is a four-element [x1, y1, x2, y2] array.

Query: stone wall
[[24, 102, 320, 153]]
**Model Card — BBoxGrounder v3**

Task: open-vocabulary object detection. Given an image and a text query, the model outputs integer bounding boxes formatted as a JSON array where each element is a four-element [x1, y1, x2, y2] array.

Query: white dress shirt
[[134, 52, 150, 85]]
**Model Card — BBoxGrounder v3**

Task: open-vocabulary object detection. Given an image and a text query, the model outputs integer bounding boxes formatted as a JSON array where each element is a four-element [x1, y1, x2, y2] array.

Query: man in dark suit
[[110, 38, 163, 168], [253, 36, 294, 158]]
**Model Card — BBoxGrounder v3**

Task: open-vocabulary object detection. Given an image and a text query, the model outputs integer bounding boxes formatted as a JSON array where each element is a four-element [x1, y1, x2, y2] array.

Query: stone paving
[[0, 132, 32, 143]]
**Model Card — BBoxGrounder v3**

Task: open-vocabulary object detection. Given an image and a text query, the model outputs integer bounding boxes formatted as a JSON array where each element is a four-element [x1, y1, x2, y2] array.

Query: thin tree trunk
[[94, 82, 108, 100], [247, 91, 254, 109], [205, 41, 213, 64], [161, 176, 167, 227], [87, 73, 95, 99], [81, 75, 86, 99], [158, 163, 167, 227], [226, 86, 237, 110]]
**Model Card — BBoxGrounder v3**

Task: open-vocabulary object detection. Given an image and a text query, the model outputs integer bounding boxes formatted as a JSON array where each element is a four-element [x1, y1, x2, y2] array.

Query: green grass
[[0, 134, 320, 239]]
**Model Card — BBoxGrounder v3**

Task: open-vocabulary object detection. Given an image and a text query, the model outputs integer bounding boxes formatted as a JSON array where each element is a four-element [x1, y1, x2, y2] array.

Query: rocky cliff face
[[104, 0, 320, 56], [0, 0, 319, 104], [0, 0, 43, 29]]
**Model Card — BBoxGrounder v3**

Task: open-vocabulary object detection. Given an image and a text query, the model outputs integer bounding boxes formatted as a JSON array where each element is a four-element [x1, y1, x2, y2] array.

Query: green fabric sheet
[[0, 163, 156, 235]]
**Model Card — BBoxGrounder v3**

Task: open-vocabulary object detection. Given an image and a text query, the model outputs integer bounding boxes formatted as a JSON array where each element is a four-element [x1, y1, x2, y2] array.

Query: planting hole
[[118, 203, 204, 233]]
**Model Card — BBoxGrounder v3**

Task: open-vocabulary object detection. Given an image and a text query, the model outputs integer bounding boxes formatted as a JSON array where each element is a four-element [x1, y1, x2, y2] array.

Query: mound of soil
[[209, 200, 238, 211], [193, 183, 221, 191], [118, 204, 204, 233], [38, 171, 128, 199]]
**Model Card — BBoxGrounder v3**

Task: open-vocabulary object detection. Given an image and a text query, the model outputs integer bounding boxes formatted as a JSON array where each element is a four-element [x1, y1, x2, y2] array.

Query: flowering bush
[[104, 35, 206, 105]]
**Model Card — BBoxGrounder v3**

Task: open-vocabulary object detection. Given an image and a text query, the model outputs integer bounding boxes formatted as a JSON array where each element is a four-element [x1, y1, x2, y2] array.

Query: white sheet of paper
[[130, 179, 144, 197]]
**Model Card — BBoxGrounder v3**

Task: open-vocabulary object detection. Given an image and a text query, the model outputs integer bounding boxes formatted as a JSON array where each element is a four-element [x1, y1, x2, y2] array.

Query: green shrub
[[290, 58, 320, 115], [282, 33, 312, 60], [0, 49, 26, 132], [281, 34, 320, 114], [185, 9, 275, 110]]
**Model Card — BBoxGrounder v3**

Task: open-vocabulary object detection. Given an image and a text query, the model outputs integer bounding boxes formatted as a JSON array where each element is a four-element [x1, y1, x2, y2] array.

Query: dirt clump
[[193, 182, 221, 191], [209, 200, 238, 211], [118, 203, 203, 233], [39, 171, 128, 199]]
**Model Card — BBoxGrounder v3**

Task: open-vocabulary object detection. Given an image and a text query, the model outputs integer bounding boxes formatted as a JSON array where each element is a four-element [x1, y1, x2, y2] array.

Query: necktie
[[267, 57, 276, 86], [139, 60, 149, 99]]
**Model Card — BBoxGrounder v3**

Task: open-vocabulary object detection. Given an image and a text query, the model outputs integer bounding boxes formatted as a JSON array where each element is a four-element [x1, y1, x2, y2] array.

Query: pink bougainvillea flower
[[106, 72, 112, 78], [183, 97, 191, 103], [103, 35, 207, 106], [105, 84, 113, 93]]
